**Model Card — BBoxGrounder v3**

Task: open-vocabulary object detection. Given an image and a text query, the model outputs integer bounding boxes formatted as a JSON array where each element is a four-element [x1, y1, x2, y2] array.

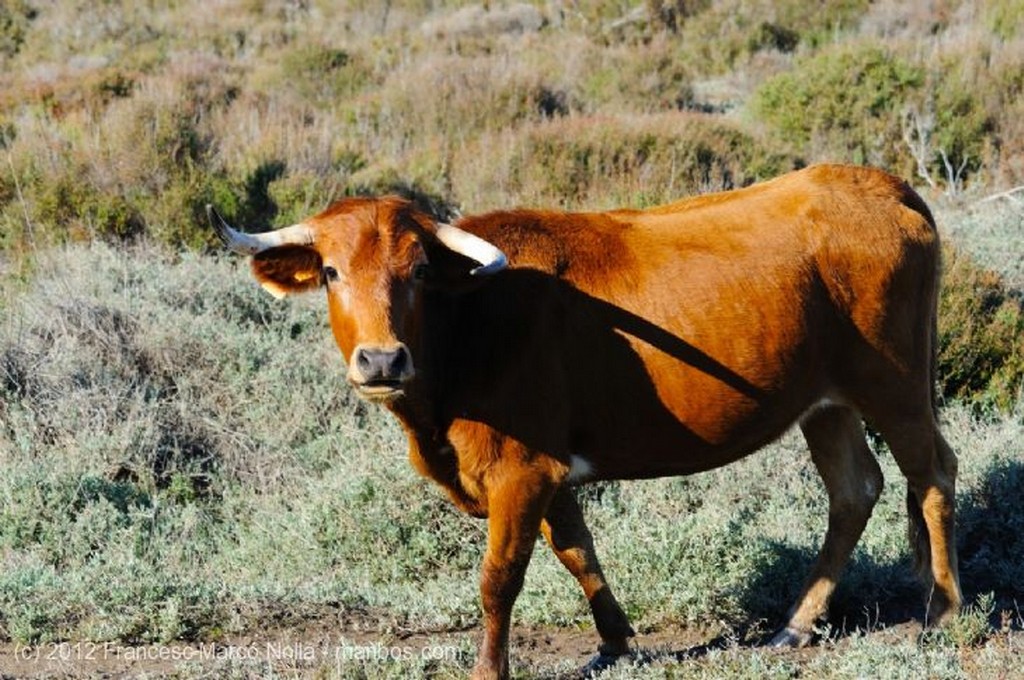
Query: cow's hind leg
[[541, 486, 635, 657], [771, 405, 884, 647], [871, 409, 962, 626]]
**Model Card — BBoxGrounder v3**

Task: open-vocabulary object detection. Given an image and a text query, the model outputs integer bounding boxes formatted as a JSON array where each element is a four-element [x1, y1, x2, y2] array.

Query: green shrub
[[897, 51, 1009, 191], [934, 90, 992, 181], [31, 170, 144, 241], [264, 169, 339, 225], [674, 0, 870, 73], [958, 457, 1024, 598], [579, 38, 694, 113], [752, 40, 1022, 188], [266, 43, 372, 104], [751, 44, 923, 167], [938, 246, 1024, 411], [985, 0, 1024, 39], [924, 592, 995, 648], [747, 21, 800, 54], [769, 0, 870, 49], [0, 0, 34, 60]]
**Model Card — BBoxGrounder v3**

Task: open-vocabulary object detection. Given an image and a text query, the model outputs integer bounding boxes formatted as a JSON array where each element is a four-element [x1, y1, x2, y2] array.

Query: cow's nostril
[[390, 347, 408, 374], [356, 349, 372, 374]]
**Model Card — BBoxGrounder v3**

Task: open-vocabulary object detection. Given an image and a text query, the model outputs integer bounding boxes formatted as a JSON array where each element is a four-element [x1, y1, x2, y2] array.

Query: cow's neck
[[385, 388, 489, 516]]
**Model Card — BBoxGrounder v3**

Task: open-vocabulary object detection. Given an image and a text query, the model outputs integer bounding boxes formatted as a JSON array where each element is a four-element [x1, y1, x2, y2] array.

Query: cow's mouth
[[353, 380, 405, 402]]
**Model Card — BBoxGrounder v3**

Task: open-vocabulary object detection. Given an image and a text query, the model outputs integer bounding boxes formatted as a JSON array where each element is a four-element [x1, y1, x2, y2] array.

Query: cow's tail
[[907, 208, 943, 585]]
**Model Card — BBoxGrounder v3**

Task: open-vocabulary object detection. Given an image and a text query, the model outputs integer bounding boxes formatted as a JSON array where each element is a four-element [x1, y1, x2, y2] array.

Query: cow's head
[[208, 197, 506, 403]]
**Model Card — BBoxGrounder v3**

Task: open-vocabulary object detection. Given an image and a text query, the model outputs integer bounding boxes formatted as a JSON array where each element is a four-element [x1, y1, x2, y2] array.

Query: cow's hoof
[[769, 625, 812, 648], [597, 637, 632, 657], [579, 652, 627, 677]]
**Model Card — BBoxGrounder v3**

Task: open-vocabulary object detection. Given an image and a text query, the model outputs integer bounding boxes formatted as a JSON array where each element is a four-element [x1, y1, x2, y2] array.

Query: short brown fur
[[240, 165, 962, 679]]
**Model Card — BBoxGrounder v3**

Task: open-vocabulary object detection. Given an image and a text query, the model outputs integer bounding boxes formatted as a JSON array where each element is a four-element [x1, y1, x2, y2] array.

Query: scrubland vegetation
[[1, 1, 1023, 677]]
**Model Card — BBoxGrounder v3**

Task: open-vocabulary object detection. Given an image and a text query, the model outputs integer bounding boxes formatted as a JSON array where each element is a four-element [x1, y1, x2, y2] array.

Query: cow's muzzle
[[348, 344, 414, 401]]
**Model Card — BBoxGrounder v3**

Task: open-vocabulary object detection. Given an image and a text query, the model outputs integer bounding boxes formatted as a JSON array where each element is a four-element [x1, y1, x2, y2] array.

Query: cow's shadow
[[589, 456, 1024, 673]]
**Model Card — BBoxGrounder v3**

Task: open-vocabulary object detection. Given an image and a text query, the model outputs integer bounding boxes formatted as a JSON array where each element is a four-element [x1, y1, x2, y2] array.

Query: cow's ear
[[251, 245, 323, 299], [418, 243, 484, 290]]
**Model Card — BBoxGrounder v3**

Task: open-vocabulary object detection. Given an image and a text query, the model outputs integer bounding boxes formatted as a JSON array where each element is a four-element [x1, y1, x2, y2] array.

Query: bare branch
[[901, 108, 937, 189], [975, 186, 1024, 205]]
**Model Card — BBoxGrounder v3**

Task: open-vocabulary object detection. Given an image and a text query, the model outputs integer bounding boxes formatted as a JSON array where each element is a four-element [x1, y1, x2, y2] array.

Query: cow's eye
[[323, 266, 340, 282], [413, 264, 430, 281]]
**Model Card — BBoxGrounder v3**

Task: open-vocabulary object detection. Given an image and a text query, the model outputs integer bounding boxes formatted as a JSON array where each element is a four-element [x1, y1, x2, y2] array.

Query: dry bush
[[859, 0, 962, 39], [977, 35, 1024, 187], [452, 112, 794, 210], [361, 49, 549, 146], [418, 2, 545, 39], [0, 243, 360, 498], [0, 51, 244, 247], [250, 41, 375, 105]]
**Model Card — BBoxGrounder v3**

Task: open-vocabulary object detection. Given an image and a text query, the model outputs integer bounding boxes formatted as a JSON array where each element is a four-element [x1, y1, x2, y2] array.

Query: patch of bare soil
[[0, 613, 1017, 679]]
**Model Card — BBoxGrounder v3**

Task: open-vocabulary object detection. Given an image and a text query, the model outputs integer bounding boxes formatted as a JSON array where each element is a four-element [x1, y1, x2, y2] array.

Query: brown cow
[[210, 164, 962, 679]]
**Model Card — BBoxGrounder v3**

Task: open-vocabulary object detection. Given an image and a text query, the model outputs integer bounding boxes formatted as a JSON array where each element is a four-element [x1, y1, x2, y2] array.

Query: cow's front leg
[[541, 486, 634, 657], [472, 465, 557, 680]]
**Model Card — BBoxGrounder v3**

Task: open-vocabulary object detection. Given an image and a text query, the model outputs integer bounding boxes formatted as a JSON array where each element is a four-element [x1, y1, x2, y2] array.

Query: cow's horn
[[435, 223, 507, 276], [206, 205, 314, 254]]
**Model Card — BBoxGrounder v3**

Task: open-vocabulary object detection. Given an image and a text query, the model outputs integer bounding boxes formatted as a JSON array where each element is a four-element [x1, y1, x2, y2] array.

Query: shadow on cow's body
[[211, 164, 963, 680], [413, 270, 789, 482]]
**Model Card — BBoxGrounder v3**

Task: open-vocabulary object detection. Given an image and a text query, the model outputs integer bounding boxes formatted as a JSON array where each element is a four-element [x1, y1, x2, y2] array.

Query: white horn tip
[[470, 252, 508, 276], [435, 223, 508, 276]]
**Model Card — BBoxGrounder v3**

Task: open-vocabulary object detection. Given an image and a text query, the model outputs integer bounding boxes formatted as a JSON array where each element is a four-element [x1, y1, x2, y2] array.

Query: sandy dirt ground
[[0, 611, 1020, 679]]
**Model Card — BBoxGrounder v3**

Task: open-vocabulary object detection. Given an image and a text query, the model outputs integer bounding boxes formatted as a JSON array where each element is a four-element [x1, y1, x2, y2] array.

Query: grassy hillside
[[1, 0, 1022, 251], [1, 1, 1023, 678]]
